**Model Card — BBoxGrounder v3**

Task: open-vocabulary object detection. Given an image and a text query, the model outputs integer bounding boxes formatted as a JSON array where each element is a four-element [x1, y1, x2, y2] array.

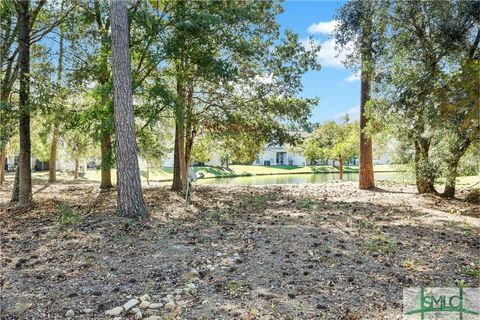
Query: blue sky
[[277, 1, 360, 123]]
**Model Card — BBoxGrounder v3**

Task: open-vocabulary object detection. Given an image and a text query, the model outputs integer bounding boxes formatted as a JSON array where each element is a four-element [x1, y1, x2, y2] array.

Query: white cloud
[[316, 38, 349, 68], [304, 19, 355, 69], [301, 36, 353, 69], [345, 71, 360, 82], [333, 106, 360, 120], [308, 20, 338, 35]]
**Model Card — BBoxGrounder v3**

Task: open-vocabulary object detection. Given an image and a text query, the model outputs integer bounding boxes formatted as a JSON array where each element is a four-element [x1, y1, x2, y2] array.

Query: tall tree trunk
[[171, 76, 187, 193], [443, 139, 471, 198], [172, 126, 182, 191], [443, 160, 459, 199], [358, 16, 375, 190], [10, 166, 19, 202], [171, 120, 186, 192], [184, 83, 195, 172], [17, 0, 32, 208], [74, 159, 79, 179], [110, 0, 148, 218], [359, 68, 375, 189], [100, 130, 113, 189], [0, 144, 6, 184], [339, 156, 343, 181], [48, 0, 64, 183], [48, 125, 59, 182], [414, 139, 436, 194]]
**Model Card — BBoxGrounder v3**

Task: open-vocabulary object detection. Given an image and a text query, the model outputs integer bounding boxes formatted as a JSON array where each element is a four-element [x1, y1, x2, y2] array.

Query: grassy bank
[[9, 164, 400, 183], [4, 164, 478, 189]]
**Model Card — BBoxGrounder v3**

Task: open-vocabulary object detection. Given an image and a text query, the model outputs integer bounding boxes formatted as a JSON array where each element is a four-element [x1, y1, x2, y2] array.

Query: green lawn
[[194, 164, 405, 179], [6, 164, 478, 189], [5, 164, 401, 183]]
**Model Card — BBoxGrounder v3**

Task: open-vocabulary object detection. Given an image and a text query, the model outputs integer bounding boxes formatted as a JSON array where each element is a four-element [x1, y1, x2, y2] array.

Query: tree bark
[[74, 159, 79, 179], [10, 166, 19, 202], [17, 0, 33, 208], [48, 125, 59, 182], [414, 139, 436, 194], [171, 120, 186, 192], [0, 144, 6, 184], [443, 160, 458, 198], [339, 156, 343, 181], [110, 0, 148, 218], [184, 83, 195, 173], [358, 15, 375, 190], [100, 130, 113, 189], [443, 139, 471, 198], [171, 76, 187, 193]]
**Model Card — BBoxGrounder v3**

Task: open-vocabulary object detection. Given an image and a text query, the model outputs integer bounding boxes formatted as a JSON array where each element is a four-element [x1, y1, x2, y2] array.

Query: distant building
[[253, 145, 308, 166]]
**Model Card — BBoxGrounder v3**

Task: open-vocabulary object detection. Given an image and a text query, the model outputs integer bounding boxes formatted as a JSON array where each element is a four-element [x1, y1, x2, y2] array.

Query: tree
[[335, 0, 389, 189], [157, 1, 319, 193], [303, 120, 359, 180], [368, 0, 479, 195], [1, 2, 20, 184], [64, 129, 91, 179], [16, 0, 32, 208], [110, 0, 148, 218]]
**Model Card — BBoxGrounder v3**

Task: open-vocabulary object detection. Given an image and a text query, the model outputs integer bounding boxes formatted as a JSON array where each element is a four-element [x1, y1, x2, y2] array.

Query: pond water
[[196, 171, 414, 186]]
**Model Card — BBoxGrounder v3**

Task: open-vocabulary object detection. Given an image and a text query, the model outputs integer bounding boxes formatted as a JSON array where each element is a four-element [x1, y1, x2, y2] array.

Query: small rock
[[140, 294, 151, 301], [139, 300, 150, 308], [164, 301, 175, 310], [145, 316, 161, 320], [123, 298, 139, 311], [83, 308, 95, 314], [113, 317, 122, 320], [105, 306, 124, 316], [131, 307, 140, 314], [174, 288, 183, 295], [148, 303, 163, 309], [65, 309, 74, 317], [134, 311, 143, 319]]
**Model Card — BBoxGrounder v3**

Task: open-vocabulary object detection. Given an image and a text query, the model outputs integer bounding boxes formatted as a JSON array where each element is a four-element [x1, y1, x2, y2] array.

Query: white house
[[253, 145, 307, 166]]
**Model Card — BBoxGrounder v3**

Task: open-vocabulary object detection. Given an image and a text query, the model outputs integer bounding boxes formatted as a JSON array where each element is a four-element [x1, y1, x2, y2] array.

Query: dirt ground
[[0, 180, 479, 320]]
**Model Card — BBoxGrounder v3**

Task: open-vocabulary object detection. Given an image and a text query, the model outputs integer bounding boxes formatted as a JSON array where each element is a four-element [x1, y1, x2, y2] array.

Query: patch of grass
[[144, 226, 172, 241], [364, 236, 397, 255], [143, 282, 154, 294], [205, 210, 230, 224], [297, 199, 319, 210], [465, 259, 480, 279], [225, 280, 247, 297], [357, 220, 381, 233], [402, 259, 416, 270], [255, 195, 267, 205], [56, 202, 80, 225]]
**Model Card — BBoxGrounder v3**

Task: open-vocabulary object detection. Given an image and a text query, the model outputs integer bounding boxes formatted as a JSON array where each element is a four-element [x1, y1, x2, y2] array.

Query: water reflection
[[197, 172, 413, 186]]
